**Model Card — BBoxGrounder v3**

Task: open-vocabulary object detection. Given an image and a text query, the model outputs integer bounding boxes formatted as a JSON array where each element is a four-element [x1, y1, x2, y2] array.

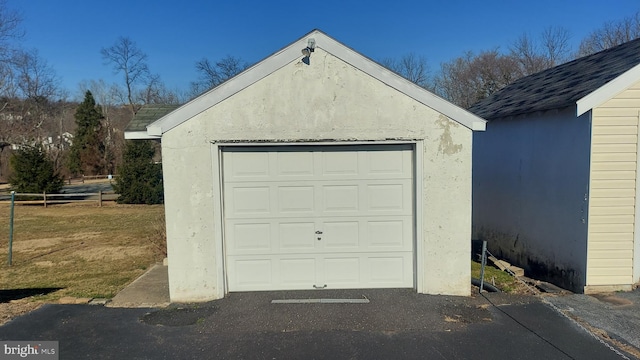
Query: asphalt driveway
[[0, 289, 635, 359]]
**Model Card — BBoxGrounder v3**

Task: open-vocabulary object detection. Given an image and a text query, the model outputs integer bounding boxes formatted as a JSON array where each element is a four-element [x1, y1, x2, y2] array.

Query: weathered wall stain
[[436, 115, 463, 155], [474, 226, 585, 293]]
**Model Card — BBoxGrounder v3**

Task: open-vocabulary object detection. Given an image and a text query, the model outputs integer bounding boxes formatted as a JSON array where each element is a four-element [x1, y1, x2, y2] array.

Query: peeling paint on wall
[[436, 115, 462, 155]]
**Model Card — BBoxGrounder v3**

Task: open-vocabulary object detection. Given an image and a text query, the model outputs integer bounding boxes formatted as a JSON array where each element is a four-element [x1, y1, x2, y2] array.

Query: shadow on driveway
[[0, 288, 62, 303]]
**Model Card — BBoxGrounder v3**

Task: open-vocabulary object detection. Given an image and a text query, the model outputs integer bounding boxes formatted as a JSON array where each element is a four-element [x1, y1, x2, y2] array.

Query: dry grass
[[0, 202, 166, 301]]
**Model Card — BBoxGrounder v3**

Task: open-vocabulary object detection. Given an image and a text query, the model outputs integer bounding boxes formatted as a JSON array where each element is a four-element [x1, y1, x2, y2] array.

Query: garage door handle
[[313, 284, 327, 289], [315, 231, 323, 234]]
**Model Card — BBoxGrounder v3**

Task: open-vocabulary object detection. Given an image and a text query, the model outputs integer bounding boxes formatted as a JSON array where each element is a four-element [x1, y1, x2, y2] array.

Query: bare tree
[[78, 79, 119, 113], [435, 27, 571, 109], [381, 53, 432, 89], [0, 0, 22, 99], [510, 33, 542, 75], [0, 49, 62, 144], [510, 26, 572, 76], [137, 73, 182, 105], [189, 55, 248, 97], [578, 12, 640, 56], [0, 0, 22, 59], [0, 1, 24, 180], [0, 1, 72, 182], [434, 50, 523, 109], [13, 49, 60, 101], [541, 26, 572, 66], [0, 50, 64, 180], [101, 36, 150, 115], [0, 1, 21, 98], [0, 60, 16, 98], [47, 101, 74, 175]]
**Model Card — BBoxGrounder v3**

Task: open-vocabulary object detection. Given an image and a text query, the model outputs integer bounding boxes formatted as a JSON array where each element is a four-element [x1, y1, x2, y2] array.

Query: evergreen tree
[[68, 91, 106, 175], [9, 145, 63, 193], [113, 140, 163, 204]]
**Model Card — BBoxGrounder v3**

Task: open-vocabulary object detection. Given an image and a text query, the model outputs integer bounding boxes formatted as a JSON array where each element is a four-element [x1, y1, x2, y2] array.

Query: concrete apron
[[108, 264, 170, 308]]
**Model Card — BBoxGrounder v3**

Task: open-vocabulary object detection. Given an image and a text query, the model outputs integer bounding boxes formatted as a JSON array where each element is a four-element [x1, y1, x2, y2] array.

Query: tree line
[[387, 15, 640, 108], [2, 0, 639, 203]]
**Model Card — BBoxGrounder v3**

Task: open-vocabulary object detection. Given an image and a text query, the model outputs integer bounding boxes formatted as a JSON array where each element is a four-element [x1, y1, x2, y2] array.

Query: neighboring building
[[124, 104, 180, 140], [471, 38, 640, 293], [125, 30, 486, 302], [41, 132, 74, 150], [8, 132, 74, 151], [125, 104, 180, 163]]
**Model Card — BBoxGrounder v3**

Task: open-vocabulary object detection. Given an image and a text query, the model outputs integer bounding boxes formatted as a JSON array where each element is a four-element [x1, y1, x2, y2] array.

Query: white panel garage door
[[222, 144, 414, 291]]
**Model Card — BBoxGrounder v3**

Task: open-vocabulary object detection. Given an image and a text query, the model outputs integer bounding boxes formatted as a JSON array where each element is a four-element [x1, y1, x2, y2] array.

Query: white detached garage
[[129, 30, 486, 302]]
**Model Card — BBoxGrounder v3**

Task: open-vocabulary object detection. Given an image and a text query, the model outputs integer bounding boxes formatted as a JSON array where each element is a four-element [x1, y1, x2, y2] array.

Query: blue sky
[[7, 0, 640, 100]]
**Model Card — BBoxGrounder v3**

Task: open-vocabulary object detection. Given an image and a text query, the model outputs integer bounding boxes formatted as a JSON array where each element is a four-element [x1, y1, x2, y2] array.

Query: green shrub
[[8, 145, 63, 193], [113, 140, 163, 204]]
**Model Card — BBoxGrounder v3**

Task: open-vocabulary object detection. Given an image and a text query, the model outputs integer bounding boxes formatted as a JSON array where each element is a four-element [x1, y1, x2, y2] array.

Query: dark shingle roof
[[469, 38, 640, 120], [125, 104, 180, 132]]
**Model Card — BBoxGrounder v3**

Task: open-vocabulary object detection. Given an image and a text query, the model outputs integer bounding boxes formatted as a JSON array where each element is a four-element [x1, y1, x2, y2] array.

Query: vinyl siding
[[587, 80, 640, 286]]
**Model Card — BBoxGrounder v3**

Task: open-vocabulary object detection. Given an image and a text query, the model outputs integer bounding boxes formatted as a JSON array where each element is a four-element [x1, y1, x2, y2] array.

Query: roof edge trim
[[577, 62, 640, 116], [318, 37, 486, 131], [146, 29, 486, 135], [145, 31, 320, 136], [124, 130, 161, 140]]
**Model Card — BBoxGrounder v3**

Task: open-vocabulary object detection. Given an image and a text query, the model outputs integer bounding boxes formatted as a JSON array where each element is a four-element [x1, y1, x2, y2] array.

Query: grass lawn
[[0, 203, 165, 301], [0, 200, 521, 302]]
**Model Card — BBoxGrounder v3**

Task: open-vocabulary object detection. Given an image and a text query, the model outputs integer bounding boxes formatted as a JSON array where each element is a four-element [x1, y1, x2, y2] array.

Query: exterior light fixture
[[301, 38, 316, 65]]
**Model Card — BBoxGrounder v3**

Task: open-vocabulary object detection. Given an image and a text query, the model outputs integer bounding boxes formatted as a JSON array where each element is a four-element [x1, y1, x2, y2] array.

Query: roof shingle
[[125, 104, 180, 132], [469, 38, 640, 120]]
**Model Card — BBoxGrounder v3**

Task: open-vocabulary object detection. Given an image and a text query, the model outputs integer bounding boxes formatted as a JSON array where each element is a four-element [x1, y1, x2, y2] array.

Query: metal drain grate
[[271, 298, 370, 304]]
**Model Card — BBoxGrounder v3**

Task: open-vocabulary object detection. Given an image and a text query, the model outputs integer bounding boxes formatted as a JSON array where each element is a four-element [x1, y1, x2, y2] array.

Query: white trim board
[[634, 111, 640, 283], [124, 131, 160, 140], [211, 143, 226, 298], [577, 62, 640, 116], [214, 140, 424, 294]]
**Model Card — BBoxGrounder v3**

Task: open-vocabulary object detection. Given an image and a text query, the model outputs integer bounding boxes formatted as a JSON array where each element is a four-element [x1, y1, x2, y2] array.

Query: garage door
[[222, 144, 414, 291]]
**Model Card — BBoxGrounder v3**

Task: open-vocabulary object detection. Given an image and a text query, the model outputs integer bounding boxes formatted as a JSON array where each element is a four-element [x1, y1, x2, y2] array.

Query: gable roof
[[124, 104, 180, 139], [469, 38, 640, 120], [129, 30, 485, 139]]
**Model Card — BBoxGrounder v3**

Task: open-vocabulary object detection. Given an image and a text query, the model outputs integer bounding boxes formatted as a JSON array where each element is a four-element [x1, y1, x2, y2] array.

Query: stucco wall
[[162, 48, 473, 301], [473, 107, 591, 292]]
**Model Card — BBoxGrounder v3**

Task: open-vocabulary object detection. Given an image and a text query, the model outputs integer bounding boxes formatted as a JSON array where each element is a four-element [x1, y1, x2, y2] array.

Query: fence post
[[99, 191, 102, 207], [8, 191, 15, 266], [43, 191, 47, 208], [479, 241, 487, 293]]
